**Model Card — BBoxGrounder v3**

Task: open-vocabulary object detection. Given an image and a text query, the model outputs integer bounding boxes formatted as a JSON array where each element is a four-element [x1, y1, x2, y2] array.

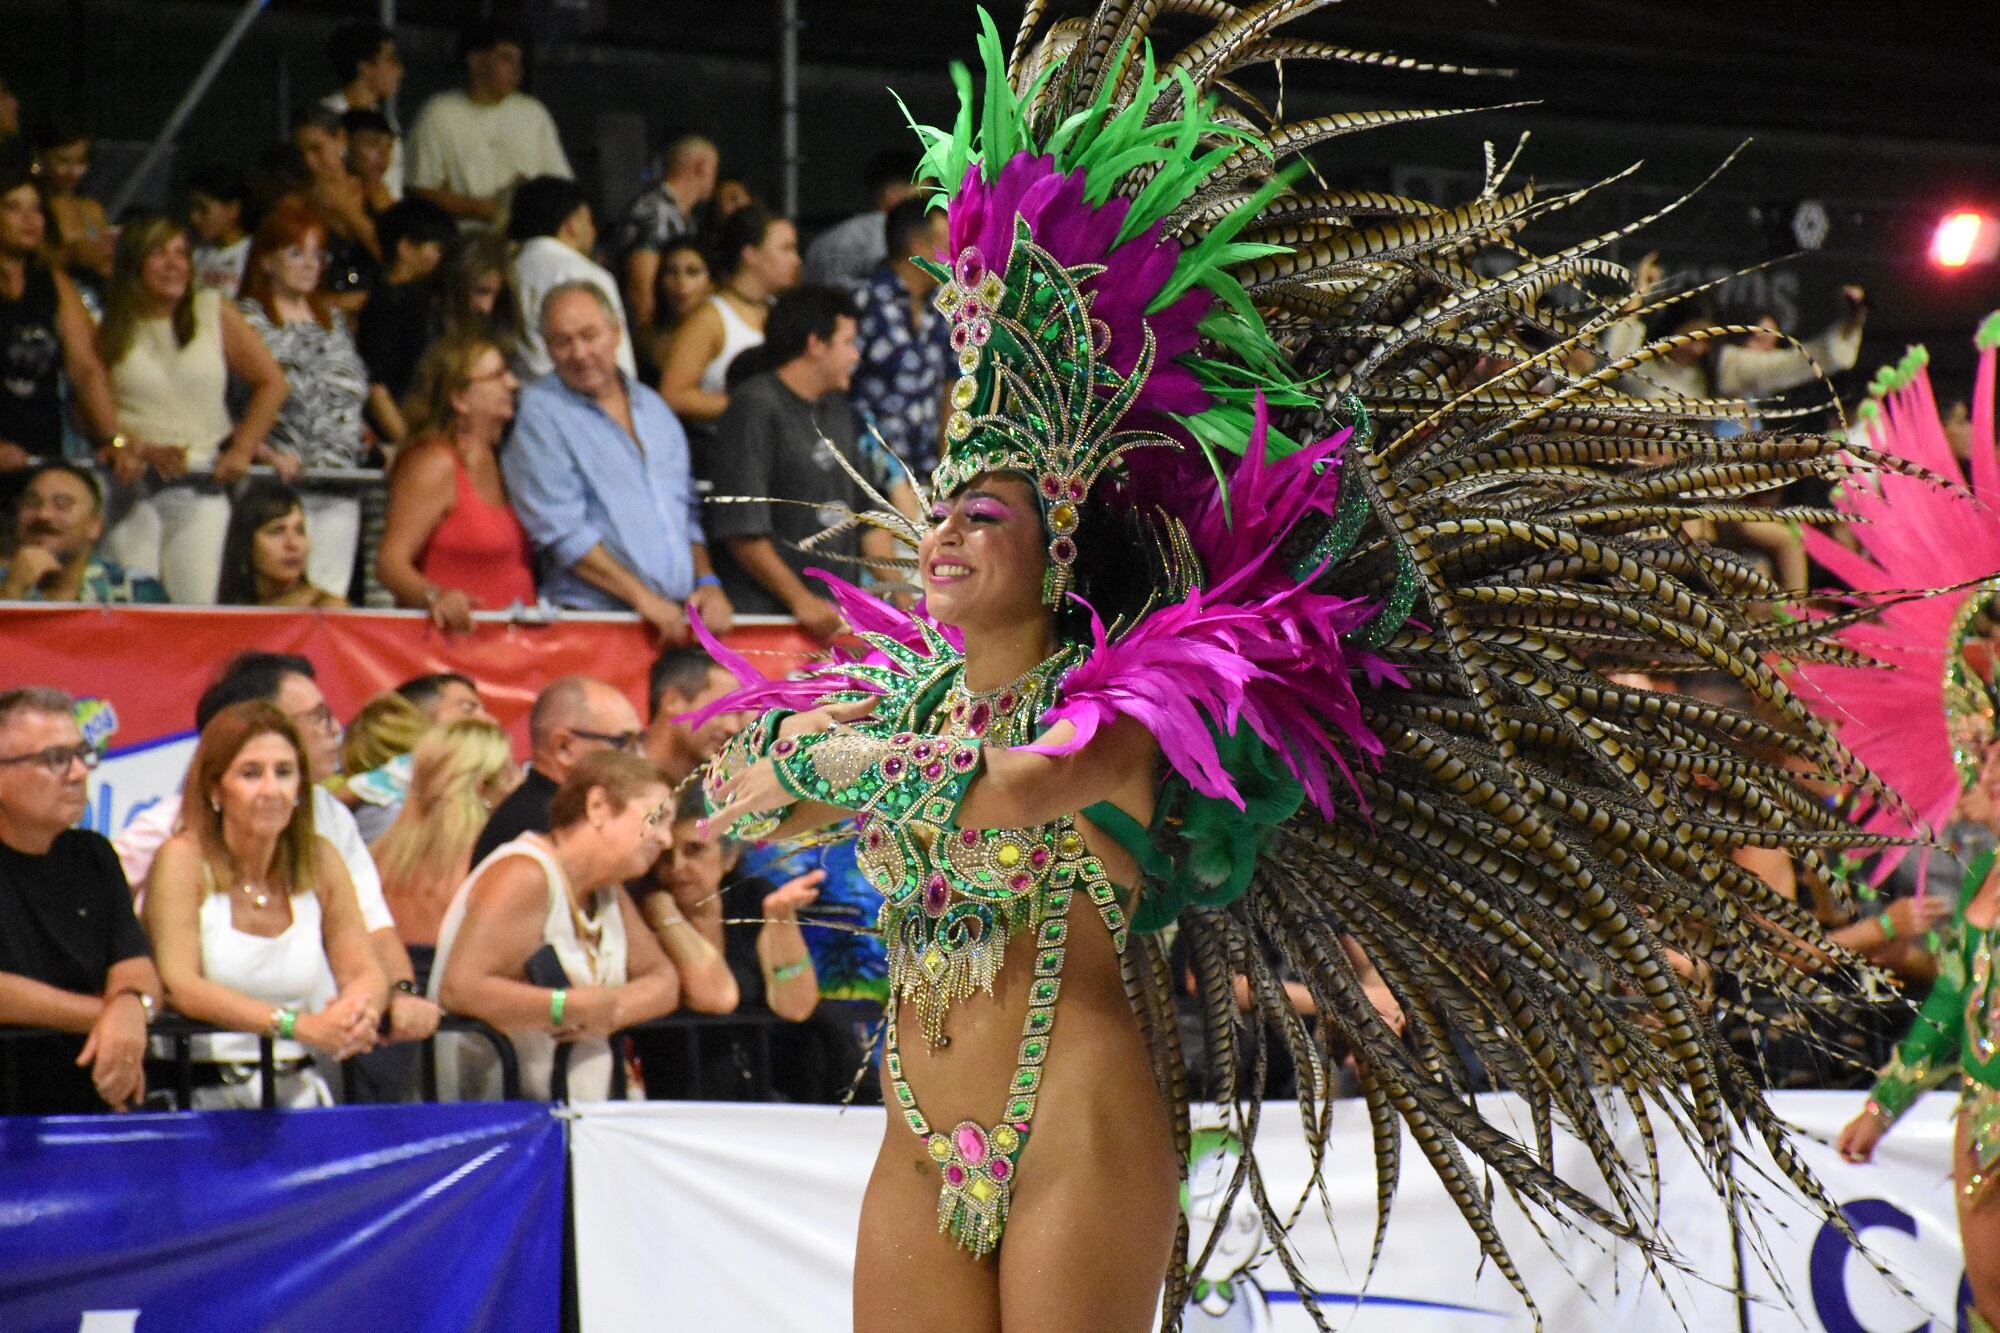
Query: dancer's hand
[[1836, 1109, 1886, 1164], [1882, 895, 1953, 941], [699, 758, 787, 837], [776, 697, 878, 741]]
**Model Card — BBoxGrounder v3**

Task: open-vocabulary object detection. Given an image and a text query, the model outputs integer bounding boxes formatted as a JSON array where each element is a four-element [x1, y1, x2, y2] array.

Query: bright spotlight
[[1931, 210, 1998, 269]]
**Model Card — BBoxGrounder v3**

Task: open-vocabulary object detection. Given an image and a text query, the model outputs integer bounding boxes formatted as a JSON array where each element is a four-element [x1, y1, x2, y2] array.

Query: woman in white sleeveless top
[[143, 701, 389, 1109], [432, 750, 680, 1102], [657, 204, 799, 428], [95, 214, 289, 603]]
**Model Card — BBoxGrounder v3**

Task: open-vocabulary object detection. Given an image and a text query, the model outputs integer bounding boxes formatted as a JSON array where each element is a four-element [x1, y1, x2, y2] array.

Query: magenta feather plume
[[947, 155, 1212, 433], [1028, 396, 1396, 814], [675, 576, 960, 732], [676, 604, 870, 732], [806, 569, 965, 657]]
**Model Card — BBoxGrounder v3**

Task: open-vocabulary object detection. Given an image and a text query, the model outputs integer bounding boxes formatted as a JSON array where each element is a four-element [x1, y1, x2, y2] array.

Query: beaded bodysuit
[[1870, 850, 2000, 1202], [707, 630, 1133, 1256]]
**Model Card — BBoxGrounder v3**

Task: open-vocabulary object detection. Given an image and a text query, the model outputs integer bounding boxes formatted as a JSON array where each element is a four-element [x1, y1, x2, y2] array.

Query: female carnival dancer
[[1813, 318, 2000, 1329], [698, 6, 1916, 1328]]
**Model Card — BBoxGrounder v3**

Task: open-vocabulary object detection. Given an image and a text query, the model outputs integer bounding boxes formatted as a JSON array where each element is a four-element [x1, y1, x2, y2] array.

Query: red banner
[[0, 605, 815, 748]]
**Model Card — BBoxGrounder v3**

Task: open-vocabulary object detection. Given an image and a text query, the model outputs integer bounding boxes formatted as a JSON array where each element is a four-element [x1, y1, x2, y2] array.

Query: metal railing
[[0, 1013, 521, 1112], [0, 1004, 889, 1113]]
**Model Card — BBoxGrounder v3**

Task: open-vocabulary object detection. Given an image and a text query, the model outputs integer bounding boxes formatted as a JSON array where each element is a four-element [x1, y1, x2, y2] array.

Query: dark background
[[6, 0, 1999, 388]]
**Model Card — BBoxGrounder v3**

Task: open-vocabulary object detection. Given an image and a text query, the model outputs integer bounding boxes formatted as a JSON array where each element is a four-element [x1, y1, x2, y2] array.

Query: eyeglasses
[[0, 743, 99, 775], [570, 728, 643, 753], [285, 702, 339, 734]]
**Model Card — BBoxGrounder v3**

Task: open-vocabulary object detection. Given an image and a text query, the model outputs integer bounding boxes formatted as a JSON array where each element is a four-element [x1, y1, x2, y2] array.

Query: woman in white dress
[[431, 749, 681, 1100], [144, 700, 388, 1108]]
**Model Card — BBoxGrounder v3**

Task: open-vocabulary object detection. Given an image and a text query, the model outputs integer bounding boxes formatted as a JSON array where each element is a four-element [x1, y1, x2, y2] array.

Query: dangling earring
[[210, 797, 221, 812]]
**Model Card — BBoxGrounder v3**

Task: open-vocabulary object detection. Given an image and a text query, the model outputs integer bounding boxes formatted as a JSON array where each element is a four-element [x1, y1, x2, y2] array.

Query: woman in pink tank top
[[375, 334, 537, 629]]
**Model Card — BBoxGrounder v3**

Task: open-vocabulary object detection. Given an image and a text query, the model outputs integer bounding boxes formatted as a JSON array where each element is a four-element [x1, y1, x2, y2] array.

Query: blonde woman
[[97, 213, 288, 603], [336, 690, 431, 838], [370, 718, 520, 985]]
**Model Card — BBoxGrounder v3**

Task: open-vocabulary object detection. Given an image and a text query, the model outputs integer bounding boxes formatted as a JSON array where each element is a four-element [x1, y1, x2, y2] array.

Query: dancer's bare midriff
[[853, 818, 1179, 1333]]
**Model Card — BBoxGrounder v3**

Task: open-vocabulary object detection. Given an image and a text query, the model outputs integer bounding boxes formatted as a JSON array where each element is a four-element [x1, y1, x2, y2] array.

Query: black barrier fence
[[0, 1002, 888, 1113]]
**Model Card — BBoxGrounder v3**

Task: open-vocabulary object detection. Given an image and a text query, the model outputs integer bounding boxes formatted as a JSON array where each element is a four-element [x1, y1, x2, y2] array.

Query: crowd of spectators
[[0, 632, 873, 1113], [0, 16, 942, 628], [0, 14, 1939, 1120]]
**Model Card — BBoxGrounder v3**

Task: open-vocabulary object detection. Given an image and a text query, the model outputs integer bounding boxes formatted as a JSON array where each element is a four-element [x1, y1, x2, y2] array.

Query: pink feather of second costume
[[1789, 331, 2000, 872]]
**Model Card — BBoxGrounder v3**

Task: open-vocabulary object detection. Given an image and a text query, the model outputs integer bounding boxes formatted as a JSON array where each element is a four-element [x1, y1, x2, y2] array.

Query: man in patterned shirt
[[849, 197, 952, 475], [616, 134, 717, 338], [0, 462, 165, 604]]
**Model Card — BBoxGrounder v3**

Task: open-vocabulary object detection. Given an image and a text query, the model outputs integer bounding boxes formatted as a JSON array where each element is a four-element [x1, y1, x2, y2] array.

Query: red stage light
[[1931, 210, 1998, 269]]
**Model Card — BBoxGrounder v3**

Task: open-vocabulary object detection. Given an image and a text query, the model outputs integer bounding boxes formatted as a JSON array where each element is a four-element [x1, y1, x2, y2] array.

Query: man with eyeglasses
[[0, 687, 163, 1113], [0, 462, 167, 604], [112, 654, 441, 1059], [470, 674, 642, 865]]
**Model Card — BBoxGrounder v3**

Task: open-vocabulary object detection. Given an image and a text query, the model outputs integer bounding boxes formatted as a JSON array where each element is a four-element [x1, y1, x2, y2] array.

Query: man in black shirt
[[357, 196, 454, 446], [469, 674, 644, 864], [0, 687, 159, 1114], [706, 285, 918, 641]]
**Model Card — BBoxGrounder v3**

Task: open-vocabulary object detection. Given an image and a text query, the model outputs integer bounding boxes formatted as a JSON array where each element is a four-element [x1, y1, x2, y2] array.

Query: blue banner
[[0, 1102, 564, 1333]]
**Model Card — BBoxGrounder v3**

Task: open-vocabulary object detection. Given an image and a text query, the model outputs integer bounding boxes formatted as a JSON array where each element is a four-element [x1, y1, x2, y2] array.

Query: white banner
[[570, 1092, 1970, 1332]]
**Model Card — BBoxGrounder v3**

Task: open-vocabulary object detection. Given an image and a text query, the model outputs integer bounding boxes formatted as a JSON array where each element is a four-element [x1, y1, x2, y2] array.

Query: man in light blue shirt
[[505, 281, 735, 641]]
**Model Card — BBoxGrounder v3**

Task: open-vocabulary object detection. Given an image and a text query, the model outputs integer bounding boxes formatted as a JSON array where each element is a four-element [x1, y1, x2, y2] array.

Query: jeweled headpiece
[[907, 14, 1317, 603], [925, 223, 1177, 601]]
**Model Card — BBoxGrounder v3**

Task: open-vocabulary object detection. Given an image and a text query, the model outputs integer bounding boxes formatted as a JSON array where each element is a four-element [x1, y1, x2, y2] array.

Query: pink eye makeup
[[960, 498, 1014, 523], [931, 492, 1018, 525]]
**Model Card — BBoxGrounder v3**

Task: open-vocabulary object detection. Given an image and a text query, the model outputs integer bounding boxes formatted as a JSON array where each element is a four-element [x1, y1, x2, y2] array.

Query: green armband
[[1868, 1047, 1942, 1124], [768, 726, 982, 828], [770, 958, 812, 983]]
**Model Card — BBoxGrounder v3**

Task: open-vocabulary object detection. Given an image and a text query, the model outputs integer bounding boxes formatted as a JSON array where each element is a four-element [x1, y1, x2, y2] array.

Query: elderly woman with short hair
[[430, 749, 680, 1100]]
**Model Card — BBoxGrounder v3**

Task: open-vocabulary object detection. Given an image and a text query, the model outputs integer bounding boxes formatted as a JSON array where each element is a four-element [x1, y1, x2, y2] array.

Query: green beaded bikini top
[[850, 645, 1134, 1046]]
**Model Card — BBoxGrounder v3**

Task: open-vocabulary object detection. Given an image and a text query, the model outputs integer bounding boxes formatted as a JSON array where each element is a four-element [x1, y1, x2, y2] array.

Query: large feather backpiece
[[705, 4, 1928, 1328]]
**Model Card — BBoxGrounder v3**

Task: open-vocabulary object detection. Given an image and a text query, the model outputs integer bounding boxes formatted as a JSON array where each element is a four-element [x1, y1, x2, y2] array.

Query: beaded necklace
[[866, 647, 1088, 1044]]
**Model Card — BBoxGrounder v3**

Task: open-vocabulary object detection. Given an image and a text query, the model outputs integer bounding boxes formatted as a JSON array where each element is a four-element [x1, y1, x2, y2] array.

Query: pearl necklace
[[237, 881, 272, 909]]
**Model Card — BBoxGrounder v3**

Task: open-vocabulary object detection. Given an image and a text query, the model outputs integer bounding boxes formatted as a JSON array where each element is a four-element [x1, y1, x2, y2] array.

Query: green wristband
[[277, 1007, 298, 1040], [1877, 911, 1897, 942], [549, 988, 567, 1027], [771, 958, 812, 983]]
